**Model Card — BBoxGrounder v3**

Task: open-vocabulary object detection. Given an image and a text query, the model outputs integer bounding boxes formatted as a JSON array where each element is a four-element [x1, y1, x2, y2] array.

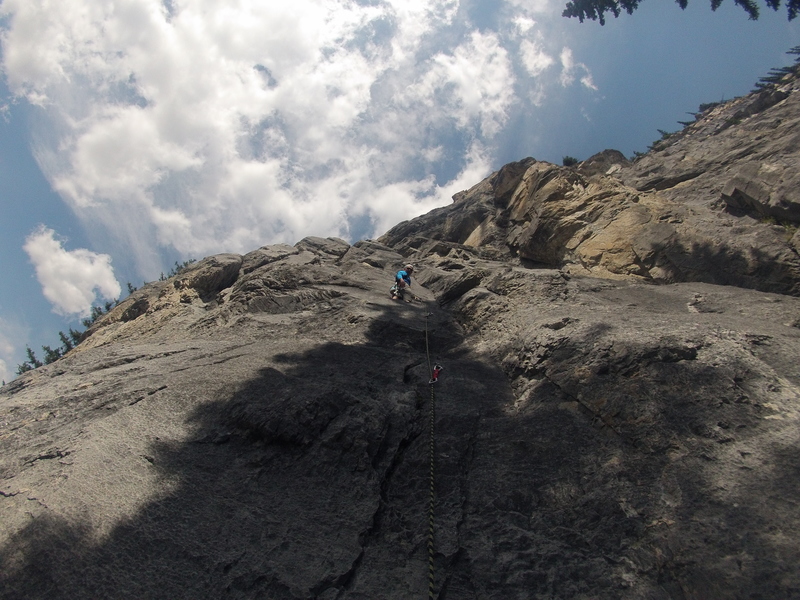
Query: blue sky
[[0, 0, 798, 380]]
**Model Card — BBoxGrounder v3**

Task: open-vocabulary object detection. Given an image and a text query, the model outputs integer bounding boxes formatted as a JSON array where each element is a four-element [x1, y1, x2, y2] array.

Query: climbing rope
[[425, 313, 436, 599], [427, 382, 436, 599], [424, 312, 433, 383]]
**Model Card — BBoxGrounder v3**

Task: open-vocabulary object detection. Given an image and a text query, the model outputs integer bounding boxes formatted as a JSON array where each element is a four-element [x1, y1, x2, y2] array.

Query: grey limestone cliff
[[2, 71, 800, 600]]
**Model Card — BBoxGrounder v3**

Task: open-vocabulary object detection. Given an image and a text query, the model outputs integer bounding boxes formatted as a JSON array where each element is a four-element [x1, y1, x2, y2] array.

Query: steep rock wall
[[3, 73, 800, 600], [2, 233, 800, 599]]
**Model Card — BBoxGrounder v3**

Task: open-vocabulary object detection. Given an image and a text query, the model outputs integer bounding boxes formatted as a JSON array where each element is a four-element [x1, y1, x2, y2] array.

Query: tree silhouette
[[563, 0, 799, 24], [562, 155, 580, 166]]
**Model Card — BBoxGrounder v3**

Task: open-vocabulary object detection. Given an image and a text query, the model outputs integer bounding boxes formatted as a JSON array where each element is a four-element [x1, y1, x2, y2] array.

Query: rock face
[[381, 117, 800, 295], [3, 74, 800, 599], [616, 79, 800, 225]]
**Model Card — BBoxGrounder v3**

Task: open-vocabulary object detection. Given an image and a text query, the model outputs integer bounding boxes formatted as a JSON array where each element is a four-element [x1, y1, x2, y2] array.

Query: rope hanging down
[[425, 313, 436, 600]]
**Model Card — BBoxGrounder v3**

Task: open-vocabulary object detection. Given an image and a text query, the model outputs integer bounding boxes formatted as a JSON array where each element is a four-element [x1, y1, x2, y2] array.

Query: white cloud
[[0, 320, 17, 383], [560, 47, 575, 85], [520, 38, 554, 77], [350, 141, 493, 237], [405, 31, 515, 138], [580, 74, 598, 91], [513, 16, 538, 34], [504, 0, 556, 14], [559, 46, 598, 91], [23, 226, 121, 318], [0, 316, 35, 382], [1, 0, 596, 281], [431, 141, 494, 207]]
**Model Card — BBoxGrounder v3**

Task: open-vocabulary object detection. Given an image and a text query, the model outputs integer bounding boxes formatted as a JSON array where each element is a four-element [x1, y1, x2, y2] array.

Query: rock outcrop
[[2, 71, 800, 600], [381, 118, 800, 295], [616, 78, 800, 225]]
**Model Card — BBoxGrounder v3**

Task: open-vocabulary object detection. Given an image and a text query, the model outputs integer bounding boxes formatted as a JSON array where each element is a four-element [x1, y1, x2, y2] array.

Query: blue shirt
[[396, 270, 411, 286]]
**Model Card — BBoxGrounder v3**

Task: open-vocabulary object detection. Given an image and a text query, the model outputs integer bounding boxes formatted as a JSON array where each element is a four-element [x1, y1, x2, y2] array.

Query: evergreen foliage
[[159, 259, 197, 281], [633, 44, 799, 161], [14, 258, 197, 376], [42, 345, 62, 364], [16, 301, 117, 374], [81, 305, 107, 329], [563, 0, 799, 24], [698, 101, 723, 113], [17, 347, 43, 374], [58, 331, 74, 352], [562, 155, 580, 166], [752, 45, 800, 91], [26, 346, 43, 368]]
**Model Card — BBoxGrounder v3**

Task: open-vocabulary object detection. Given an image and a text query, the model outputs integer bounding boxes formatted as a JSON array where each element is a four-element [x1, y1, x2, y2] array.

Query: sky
[[0, 0, 798, 381]]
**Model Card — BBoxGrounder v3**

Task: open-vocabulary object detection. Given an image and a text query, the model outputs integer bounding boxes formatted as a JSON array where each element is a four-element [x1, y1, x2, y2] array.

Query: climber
[[390, 264, 415, 301], [429, 364, 443, 384]]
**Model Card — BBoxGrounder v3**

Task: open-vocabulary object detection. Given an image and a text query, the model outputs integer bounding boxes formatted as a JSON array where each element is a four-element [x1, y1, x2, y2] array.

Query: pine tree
[[16, 346, 43, 374], [10, 277, 153, 379], [562, 156, 579, 166], [26, 347, 42, 368], [42, 345, 62, 364], [698, 101, 723, 113], [562, 0, 799, 24], [751, 46, 800, 92], [68, 328, 83, 347], [58, 331, 74, 352], [82, 305, 106, 328]]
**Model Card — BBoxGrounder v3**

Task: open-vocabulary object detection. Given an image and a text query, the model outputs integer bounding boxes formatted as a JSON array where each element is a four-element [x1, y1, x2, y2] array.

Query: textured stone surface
[[381, 155, 800, 295], [615, 72, 800, 225], [3, 77, 800, 600], [2, 234, 800, 599]]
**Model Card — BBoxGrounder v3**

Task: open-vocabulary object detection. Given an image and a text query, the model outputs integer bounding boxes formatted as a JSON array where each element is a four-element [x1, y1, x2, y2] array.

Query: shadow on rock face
[[2, 298, 800, 599], [640, 236, 800, 296], [479, 320, 800, 599], [0, 304, 506, 600]]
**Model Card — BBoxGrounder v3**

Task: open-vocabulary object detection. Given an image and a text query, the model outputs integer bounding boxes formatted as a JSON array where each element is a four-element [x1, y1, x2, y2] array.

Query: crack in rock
[[313, 417, 424, 599], [25, 449, 71, 465]]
